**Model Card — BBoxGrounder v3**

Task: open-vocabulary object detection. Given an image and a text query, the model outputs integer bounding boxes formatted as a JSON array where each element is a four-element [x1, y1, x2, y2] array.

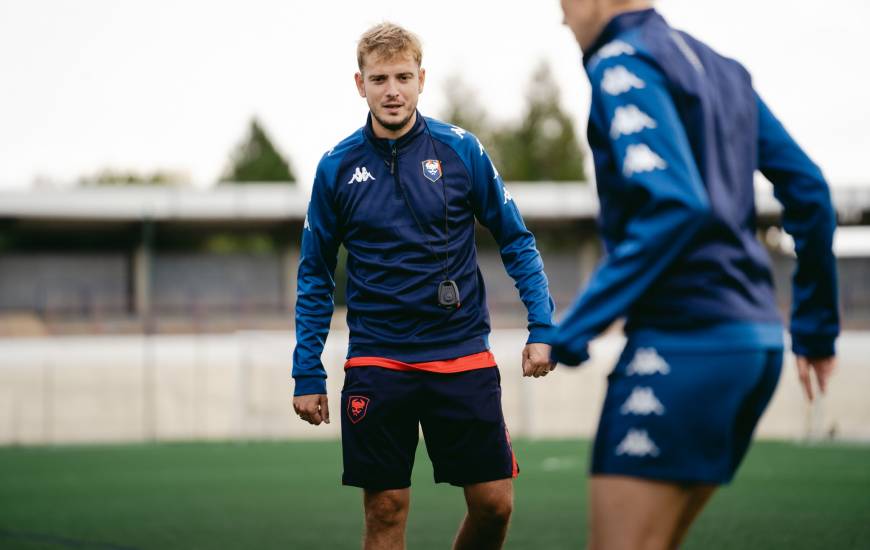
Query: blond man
[[292, 22, 556, 549]]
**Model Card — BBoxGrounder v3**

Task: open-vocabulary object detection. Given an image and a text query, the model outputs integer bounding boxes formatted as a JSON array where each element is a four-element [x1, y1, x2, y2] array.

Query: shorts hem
[[342, 478, 411, 491], [435, 470, 517, 488], [589, 465, 731, 486]]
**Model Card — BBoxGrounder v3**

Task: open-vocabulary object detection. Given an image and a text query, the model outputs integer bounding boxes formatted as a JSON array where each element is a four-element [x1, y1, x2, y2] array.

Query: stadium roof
[[0, 182, 868, 224]]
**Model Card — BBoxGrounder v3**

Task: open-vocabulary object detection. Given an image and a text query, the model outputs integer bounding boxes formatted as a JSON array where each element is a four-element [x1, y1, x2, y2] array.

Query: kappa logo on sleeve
[[622, 144, 667, 177], [610, 105, 657, 139], [450, 126, 467, 139], [422, 159, 442, 182], [601, 65, 646, 96], [347, 395, 370, 424]]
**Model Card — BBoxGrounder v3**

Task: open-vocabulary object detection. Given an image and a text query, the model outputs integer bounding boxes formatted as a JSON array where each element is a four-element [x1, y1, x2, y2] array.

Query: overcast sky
[[1, 0, 868, 190]]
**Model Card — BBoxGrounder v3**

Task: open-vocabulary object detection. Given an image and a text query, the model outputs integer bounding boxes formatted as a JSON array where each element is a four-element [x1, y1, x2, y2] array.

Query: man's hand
[[795, 356, 836, 402], [293, 394, 330, 425], [522, 343, 556, 378]]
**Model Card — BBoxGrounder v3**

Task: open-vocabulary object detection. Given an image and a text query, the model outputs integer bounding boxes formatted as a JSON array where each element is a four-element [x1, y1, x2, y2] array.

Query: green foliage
[[221, 118, 295, 183], [440, 74, 493, 145], [440, 61, 586, 182], [494, 62, 587, 182], [78, 169, 188, 186]]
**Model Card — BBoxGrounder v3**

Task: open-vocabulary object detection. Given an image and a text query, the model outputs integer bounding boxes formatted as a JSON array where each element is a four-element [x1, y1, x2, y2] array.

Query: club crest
[[422, 159, 442, 183], [347, 395, 370, 424]]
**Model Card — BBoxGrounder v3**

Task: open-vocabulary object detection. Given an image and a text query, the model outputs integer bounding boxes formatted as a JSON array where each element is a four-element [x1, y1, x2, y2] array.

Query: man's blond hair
[[357, 22, 423, 71]]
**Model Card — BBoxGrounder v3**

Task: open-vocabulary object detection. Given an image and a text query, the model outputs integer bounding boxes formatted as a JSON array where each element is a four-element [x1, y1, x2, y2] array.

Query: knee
[[365, 492, 409, 529], [469, 493, 513, 526]]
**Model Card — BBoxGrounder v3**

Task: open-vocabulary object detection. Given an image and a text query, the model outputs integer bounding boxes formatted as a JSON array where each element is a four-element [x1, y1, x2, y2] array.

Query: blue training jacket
[[293, 113, 556, 395], [550, 9, 839, 366]]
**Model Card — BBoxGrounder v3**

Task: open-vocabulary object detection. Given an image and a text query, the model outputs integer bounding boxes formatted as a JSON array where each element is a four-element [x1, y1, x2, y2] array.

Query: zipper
[[391, 145, 401, 199]]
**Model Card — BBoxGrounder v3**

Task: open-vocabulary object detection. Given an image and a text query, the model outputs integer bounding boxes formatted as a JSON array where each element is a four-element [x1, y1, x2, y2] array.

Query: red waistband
[[344, 350, 497, 373]]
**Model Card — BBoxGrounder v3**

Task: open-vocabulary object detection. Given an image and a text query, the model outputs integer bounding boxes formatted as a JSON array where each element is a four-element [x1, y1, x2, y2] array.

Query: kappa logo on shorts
[[347, 395, 370, 424], [422, 159, 442, 183], [615, 428, 660, 457], [620, 387, 666, 416]]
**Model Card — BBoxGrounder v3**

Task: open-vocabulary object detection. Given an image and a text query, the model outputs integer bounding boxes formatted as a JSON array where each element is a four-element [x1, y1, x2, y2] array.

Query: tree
[[493, 62, 586, 182], [438, 63, 586, 182], [220, 118, 295, 183], [440, 74, 493, 144]]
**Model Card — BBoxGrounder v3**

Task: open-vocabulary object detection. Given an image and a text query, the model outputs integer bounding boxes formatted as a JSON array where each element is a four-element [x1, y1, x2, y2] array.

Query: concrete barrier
[[1, 331, 867, 445]]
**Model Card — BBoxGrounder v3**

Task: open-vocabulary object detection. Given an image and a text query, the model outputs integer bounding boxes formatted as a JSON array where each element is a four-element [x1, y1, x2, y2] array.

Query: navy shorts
[[340, 366, 518, 490], [592, 342, 783, 484]]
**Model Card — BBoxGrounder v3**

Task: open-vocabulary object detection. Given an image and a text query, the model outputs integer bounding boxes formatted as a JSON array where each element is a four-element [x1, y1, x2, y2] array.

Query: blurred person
[[551, 1, 839, 548], [291, 22, 556, 550]]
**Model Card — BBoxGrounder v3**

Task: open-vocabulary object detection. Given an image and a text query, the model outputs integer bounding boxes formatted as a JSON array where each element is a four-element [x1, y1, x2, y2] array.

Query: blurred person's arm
[[549, 56, 710, 367], [756, 93, 839, 399]]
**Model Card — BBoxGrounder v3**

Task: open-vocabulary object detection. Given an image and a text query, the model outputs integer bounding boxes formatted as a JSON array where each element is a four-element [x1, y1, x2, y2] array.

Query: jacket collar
[[583, 8, 660, 66], [363, 110, 427, 157]]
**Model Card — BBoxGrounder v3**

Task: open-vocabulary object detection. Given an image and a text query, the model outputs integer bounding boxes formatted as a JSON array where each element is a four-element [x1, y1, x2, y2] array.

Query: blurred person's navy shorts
[[592, 324, 784, 484], [340, 365, 518, 490]]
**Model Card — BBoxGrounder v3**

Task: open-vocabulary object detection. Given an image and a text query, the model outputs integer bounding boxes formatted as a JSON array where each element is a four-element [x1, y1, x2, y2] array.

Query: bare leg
[[589, 475, 717, 550], [453, 478, 513, 550], [363, 488, 411, 550], [669, 485, 716, 549]]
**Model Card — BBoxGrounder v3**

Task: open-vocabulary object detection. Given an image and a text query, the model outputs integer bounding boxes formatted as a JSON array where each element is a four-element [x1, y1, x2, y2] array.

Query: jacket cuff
[[549, 340, 590, 367], [791, 332, 836, 358], [294, 375, 327, 396], [527, 326, 555, 345]]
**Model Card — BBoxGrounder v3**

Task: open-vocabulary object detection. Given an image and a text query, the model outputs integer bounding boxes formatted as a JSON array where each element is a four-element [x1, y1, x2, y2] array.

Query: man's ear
[[355, 72, 366, 98], [418, 67, 426, 94]]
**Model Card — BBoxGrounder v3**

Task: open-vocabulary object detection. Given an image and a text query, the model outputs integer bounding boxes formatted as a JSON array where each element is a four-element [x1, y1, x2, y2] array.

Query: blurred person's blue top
[[550, 9, 839, 366], [293, 113, 555, 395]]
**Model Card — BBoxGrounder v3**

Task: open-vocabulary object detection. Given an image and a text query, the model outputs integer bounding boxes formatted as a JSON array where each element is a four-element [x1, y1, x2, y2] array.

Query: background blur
[[1, 0, 869, 446]]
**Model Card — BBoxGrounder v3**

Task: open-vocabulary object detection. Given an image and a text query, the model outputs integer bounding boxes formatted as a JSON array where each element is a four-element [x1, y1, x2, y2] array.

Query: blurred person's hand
[[293, 394, 330, 425], [796, 356, 836, 402], [522, 343, 556, 378]]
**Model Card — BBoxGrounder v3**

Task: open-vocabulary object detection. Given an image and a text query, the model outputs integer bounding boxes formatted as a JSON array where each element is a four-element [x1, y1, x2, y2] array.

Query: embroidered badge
[[422, 159, 442, 183], [347, 395, 370, 424]]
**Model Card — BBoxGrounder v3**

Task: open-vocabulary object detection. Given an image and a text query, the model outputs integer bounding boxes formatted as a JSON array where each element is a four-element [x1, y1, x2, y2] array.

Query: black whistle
[[437, 280, 461, 310]]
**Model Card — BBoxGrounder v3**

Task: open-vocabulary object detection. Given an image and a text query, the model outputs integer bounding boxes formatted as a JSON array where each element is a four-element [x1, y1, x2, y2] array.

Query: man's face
[[560, 0, 605, 51], [355, 52, 425, 138]]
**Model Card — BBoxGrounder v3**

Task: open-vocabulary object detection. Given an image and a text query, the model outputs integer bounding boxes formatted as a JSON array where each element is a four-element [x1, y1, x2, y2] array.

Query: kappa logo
[[616, 428, 660, 457], [303, 214, 311, 231], [503, 186, 513, 205], [348, 166, 376, 184], [422, 159, 442, 183], [347, 395, 370, 424], [450, 126, 467, 139], [601, 65, 646, 96], [598, 40, 636, 60], [620, 386, 666, 416], [623, 144, 667, 177], [626, 348, 671, 376], [610, 105, 657, 139]]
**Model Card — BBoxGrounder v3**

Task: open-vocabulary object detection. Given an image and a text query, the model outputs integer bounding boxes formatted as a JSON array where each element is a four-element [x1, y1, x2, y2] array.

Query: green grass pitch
[[1, 439, 869, 549]]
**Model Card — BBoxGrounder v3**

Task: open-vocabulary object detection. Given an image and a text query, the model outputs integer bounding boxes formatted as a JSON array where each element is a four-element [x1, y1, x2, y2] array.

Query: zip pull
[[390, 146, 397, 175]]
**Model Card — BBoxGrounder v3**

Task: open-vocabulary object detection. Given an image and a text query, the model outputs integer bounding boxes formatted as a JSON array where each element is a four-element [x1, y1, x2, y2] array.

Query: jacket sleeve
[[292, 160, 341, 396], [550, 55, 710, 366], [468, 139, 555, 343], [756, 93, 839, 357]]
